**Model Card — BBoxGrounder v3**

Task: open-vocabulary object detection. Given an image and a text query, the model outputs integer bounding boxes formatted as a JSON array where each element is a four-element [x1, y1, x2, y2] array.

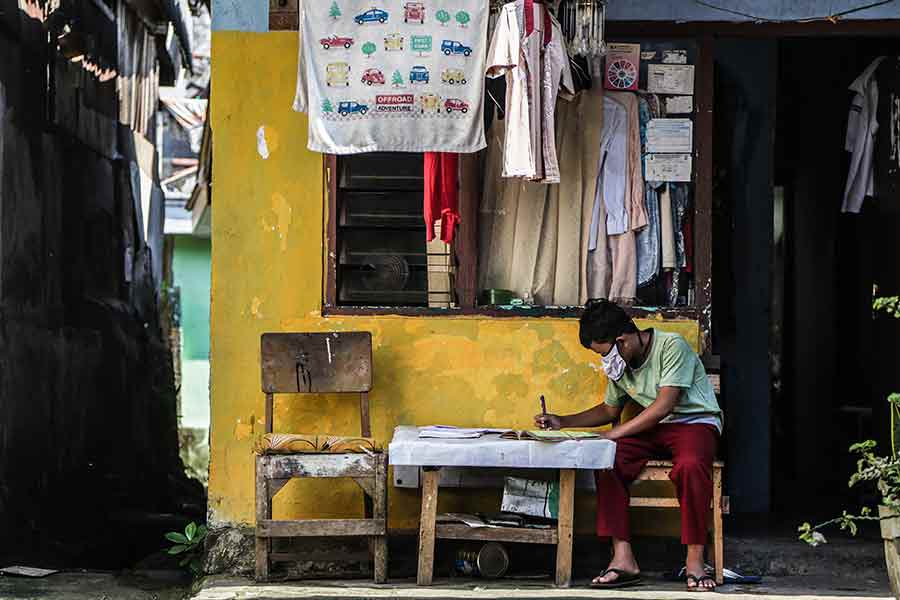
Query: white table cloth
[[388, 426, 616, 469]]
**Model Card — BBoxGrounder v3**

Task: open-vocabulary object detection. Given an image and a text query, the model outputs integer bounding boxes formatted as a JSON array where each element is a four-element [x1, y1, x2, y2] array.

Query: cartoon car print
[[355, 8, 389, 24], [320, 35, 354, 50], [444, 98, 469, 114], [326, 62, 351, 87], [338, 101, 369, 116], [409, 65, 430, 84], [404, 2, 425, 24], [384, 33, 404, 51], [441, 40, 472, 57], [441, 68, 466, 85], [419, 93, 440, 113], [362, 68, 385, 86]]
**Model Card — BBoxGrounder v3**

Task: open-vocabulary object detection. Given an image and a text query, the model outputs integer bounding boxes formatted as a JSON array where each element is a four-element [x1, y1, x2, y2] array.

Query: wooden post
[[712, 464, 724, 585], [360, 391, 372, 438], [694, 34, 715, 352], [373, 453, 389, 583], [255, 456, 271, 581], [417, 468, 440, 586], [555, 469, 576, 587], [265, 393, 274, 434]]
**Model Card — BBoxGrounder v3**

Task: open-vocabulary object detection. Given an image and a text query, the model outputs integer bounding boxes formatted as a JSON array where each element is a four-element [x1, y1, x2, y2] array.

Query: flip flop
[[589, 568, 643, 589], [686, 573, 717, 592]]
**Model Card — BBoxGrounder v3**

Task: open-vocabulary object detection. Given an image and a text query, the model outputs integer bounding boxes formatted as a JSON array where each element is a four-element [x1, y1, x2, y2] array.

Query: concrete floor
[[0, 570, 191, 600], [0, 570, 890, 600], [191, 574, 892, 600]]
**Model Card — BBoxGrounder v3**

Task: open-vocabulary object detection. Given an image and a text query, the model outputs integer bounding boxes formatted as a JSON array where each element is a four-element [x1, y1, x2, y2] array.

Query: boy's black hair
[[578, 299, 638, 349]]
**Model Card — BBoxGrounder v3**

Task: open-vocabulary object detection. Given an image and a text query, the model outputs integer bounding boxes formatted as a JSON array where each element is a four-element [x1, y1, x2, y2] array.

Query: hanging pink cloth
[[424, 152, 460, 244], [523, 0, 553, 46]]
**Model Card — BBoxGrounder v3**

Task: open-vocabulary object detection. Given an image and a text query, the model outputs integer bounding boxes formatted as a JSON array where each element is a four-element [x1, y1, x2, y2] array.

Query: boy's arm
[[536, 403, 624, 430], [603, 386, 680, 440]]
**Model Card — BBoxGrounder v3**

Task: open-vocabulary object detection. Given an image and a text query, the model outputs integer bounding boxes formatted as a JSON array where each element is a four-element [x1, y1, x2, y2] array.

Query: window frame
[[321, 32, 716, 344]]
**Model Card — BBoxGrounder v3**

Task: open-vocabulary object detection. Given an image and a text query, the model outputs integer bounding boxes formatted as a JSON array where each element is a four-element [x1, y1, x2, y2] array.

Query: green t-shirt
[[604, 330, 723, 430]]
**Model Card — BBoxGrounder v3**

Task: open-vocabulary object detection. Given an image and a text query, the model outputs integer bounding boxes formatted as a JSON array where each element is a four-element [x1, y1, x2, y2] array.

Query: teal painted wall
[[173, 236, 211, 430]]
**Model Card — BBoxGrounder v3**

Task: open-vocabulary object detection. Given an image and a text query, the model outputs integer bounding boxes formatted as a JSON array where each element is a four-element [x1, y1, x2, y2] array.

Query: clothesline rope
[[692, 0, 897, 24]]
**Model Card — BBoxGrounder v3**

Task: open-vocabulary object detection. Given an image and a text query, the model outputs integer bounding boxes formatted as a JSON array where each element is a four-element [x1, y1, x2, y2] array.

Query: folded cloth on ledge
[[254, 433, 382, 455]]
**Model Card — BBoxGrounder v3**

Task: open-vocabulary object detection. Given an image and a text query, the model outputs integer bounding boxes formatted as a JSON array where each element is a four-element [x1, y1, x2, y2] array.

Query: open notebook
[[499, 430, 603, 442]]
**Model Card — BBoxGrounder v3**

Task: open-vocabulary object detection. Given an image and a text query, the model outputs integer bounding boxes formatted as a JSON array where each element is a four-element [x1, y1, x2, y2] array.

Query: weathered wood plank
[[417, 469, 440, 586], [262, 453, 376, 479], [260, 332, 372, 394], [630, 497, 681, 508], [360, 391, 372, 438], [436, 524, 557, 545], [258, 519, 386, 538], [712, 465, 724, 585], [373, 453, 389, 583], [255, 457, 270, 581], [555, 469, 575, 587]]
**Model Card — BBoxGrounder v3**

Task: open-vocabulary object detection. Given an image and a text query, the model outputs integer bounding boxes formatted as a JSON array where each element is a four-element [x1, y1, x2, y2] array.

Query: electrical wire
[[692, 0, 897, 23]]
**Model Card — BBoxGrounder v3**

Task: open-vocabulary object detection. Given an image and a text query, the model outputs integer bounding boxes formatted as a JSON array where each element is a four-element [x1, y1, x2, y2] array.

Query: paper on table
[[418, 426, 510, 439], [646, 153, 693, 182], [647, 119, 693, 154], [648, 64, 695, 95]]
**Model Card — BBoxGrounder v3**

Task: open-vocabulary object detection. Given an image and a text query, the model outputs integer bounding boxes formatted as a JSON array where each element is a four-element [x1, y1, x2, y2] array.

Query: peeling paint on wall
[[256, 126, 269, 159]]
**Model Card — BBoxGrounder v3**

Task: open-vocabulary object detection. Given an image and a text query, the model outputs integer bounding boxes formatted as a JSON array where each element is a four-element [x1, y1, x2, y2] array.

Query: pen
[[540, 394, 547, 417]]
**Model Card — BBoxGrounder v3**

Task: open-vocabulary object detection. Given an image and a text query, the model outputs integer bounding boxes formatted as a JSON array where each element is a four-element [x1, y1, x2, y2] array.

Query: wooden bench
[[631, 459, 727, 585], [255, 332, 388, 583]]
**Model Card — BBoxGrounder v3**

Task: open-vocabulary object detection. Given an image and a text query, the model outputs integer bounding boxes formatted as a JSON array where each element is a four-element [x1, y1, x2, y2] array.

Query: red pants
[[424, 152, 459, 244], [595, 423, 719, 546]]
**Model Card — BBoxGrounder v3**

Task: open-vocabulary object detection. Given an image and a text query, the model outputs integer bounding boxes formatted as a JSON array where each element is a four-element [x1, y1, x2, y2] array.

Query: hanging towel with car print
[[293, 0, 488, 154]]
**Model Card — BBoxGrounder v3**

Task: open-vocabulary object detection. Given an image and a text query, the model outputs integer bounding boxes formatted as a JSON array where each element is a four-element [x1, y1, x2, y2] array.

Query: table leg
[[555, 469, 575, 587], [417, 468, 440, 586]]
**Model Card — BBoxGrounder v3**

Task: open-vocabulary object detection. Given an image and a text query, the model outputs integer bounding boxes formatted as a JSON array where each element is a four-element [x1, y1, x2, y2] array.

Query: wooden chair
[[630, 460, 727, 585], [255, 332, 388, 583], [628, 365, 727, 585]]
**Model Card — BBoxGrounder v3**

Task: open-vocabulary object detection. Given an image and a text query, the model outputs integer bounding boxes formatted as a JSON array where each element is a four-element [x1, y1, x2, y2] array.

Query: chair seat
[[255, 433, 383, 455]]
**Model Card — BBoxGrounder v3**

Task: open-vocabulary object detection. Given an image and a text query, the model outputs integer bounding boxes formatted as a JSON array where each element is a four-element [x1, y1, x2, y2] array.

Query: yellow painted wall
[[209, 31, 700, 535]]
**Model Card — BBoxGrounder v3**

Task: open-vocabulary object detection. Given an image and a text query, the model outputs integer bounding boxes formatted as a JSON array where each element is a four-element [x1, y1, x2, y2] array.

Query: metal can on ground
[[455, 542, 509, 578]]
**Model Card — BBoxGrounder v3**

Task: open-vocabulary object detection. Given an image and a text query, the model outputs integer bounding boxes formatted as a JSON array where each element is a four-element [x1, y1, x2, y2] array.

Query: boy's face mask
[[601, 341, 627, 381]]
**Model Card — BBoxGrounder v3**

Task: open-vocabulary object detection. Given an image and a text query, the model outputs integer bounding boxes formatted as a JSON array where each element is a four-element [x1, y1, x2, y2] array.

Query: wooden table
[[389, 427, 617, 587]]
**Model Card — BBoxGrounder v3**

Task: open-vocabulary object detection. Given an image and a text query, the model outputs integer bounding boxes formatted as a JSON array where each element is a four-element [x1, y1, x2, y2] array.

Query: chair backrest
[[260, 332, 373, 436]]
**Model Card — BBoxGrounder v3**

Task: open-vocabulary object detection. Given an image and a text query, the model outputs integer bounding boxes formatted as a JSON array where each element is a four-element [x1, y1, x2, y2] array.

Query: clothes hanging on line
[[424, 153, 460, 244], [486, 0, 574, 183], [478, 86, 599, 306], [842, 56, 885, 213], [292, 0, 488, 154], [636, 94, 664, 288]]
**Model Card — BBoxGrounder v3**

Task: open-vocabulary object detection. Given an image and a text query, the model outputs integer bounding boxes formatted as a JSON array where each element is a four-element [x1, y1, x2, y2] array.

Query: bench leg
[[417, 468, 440, 586], [712, 466, 724, 585], [255, 456, 271, 582], [373, 453, 389, 584], [555, 469, 575, 588]]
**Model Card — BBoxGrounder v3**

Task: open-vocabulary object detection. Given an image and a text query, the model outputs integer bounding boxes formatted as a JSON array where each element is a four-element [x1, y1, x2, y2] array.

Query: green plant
[[329, 1, 341, 19], [362, 42, 377, 58], [799, 293, 900, 546], [455, 10, 471, 26], [166, 522, 208, 574], [436, 9, 451, 25]]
